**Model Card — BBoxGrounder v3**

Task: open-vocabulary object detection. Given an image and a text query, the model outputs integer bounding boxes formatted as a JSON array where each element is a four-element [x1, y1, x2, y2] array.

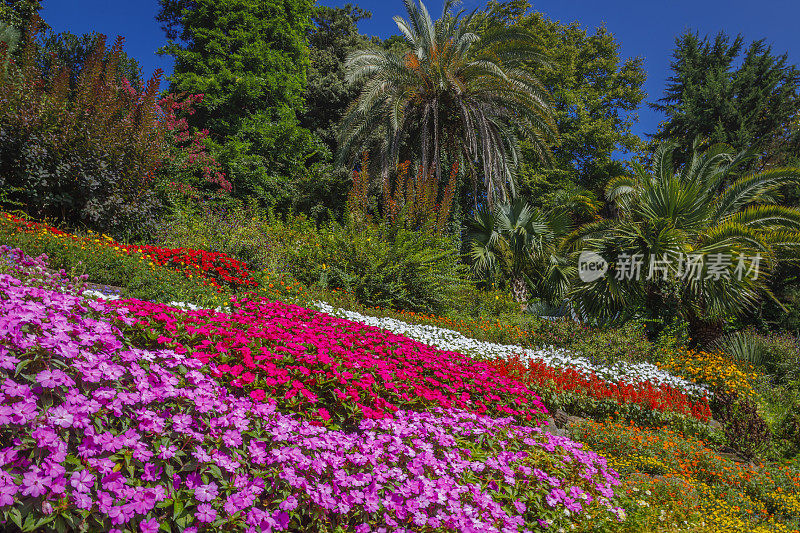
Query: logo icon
[[578, 251, 608, 282]]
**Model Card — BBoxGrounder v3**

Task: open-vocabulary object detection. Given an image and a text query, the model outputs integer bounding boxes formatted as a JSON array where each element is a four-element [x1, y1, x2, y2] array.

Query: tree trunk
[[511, 275, 529, 312]]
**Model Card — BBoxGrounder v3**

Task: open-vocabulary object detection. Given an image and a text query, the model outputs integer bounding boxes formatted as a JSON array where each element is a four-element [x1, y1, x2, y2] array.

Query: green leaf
[[207, 465, 223, 481], [8, 507, 22, 529], [173, 499, 184, 519]]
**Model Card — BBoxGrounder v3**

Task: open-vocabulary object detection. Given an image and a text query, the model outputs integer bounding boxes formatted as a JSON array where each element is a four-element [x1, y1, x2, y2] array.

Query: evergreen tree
[[300, 4, 372, 154], [477, 1, 646, 205], [652, 30, 800, 168], [156, 0, 326, 206]]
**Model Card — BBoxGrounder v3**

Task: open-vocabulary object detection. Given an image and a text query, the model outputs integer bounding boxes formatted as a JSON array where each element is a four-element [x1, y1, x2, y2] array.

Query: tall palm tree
[[569, 141, 800, 341], [337, 0, 557, 207]]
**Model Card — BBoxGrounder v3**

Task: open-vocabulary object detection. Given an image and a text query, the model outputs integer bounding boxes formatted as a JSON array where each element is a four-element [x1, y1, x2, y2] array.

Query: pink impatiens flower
[[195, 503, 217, 523], [194, 482, 219, 502]]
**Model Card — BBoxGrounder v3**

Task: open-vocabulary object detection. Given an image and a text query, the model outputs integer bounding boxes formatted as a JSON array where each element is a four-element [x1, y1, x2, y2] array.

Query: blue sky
[[41, 0, 800, 141]]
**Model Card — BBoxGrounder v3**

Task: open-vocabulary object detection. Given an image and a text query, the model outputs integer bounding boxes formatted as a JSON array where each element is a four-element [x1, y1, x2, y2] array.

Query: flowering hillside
[[0, 249, 627, 532]]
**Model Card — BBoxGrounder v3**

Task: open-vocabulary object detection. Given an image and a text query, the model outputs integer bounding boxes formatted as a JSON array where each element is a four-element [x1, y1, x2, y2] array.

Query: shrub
[[0, 31, 169, 240], [0, 30, 231, 241], [710, 389, 770, 459], [775, 395, 800, 459], [716, 330, 800, 384], [278, 214, 471, 314], [569, 320, 654, 367], [154, 198, 287, 273]]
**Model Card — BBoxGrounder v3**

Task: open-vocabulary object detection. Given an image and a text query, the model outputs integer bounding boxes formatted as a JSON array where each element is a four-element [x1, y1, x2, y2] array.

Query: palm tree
[[467, 197, 582, 306], [569, 141, 800, 341], [337, 0, 557, 207]]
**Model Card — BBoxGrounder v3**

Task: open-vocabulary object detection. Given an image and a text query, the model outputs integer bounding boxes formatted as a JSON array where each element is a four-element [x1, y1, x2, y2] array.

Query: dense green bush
[[288, 216, 471, 314], [569, 320, 655, 366], [716, 330, 800, 384], [155, 198, 282, 272]]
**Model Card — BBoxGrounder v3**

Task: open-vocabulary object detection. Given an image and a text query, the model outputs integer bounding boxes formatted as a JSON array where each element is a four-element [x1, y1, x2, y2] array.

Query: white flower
[[313, 301, 709, 397]]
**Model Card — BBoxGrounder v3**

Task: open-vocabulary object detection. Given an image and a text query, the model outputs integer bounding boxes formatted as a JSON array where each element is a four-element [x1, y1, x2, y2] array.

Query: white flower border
[[312, 302, 709, 398]]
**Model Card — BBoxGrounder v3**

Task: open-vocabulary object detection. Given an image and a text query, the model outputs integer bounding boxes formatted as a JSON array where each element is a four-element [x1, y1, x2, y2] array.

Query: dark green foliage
[[717, 330, 800, 385], [774, 387, 800, 458], [157, 0, 324, 207], [570, 141, 800, 339], [653, 30, 800, 167], [289, 163, 351, 222], [300, 4, 371, 154], [478, 0, 647, 199], [272, 214, 472, 314]]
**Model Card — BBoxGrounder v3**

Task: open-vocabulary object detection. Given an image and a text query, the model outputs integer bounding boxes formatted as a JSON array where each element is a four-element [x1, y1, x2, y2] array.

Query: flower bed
[[114, 297, 548, 426], [0, 263, 626, 532], [1, 213, 256, 292], [658, 349, 760, 402], [493, 356, 713, 423], [120, 244, 257, 291], [570, 420, 800, 533], [313, 303, 710, 398]]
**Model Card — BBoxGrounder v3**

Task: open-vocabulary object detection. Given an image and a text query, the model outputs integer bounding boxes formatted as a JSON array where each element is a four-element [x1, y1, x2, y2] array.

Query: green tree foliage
[[0, 0, 45, 38], [338, 0, 557, 207], [570, 142, 800, 342], [300, 4, 372, 154], [653, 31, 800, 168], [477, 0, 647, 202], [156, 0, 326, 205], [0, 21, 18, 72]]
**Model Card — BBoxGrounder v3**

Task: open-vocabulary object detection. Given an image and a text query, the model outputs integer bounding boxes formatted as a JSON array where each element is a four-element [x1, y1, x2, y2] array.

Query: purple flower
[[272, 510, 290, 529], [140, 517, 159, 533], [158, 444, 178, 460], [21, 470, 47, 498], [222, 429, 242, 447], [195, 482, 219, 502], [142, 462, 162, 482], [279, 495, 298, 511], [195, 503, 217, 523], [0, 483, 17, 506], [73, 491, 93, 510], [70, 470, 94, 493]]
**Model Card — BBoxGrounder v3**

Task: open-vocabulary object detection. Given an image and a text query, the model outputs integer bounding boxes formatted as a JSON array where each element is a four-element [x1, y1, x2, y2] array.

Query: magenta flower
[[139, 517, 159, 533], [20, 471, 47, 498], [195, 503, 217, 523], [194, 482, 219, 502], [0, 483, 18, 506], [279, 495, 298, 512], [70, 470, 94, 493]]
